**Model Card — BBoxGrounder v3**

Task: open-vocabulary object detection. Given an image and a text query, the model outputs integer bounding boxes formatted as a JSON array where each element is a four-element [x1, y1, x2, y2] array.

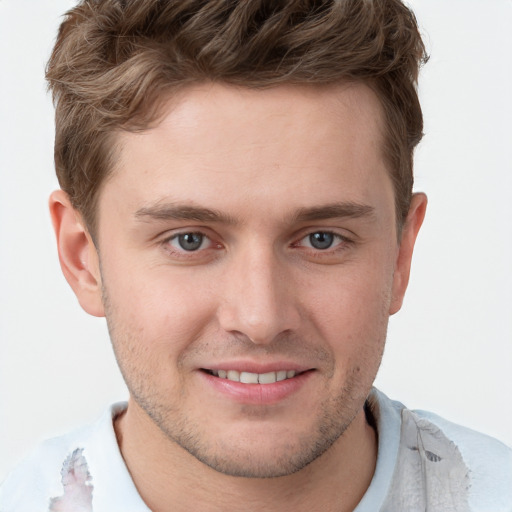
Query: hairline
[[82, 79, 407, 243]]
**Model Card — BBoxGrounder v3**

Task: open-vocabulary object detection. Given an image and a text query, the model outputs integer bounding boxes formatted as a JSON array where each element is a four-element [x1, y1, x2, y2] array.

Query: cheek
[[101, 265, 215, 402], [101, 257, 217, 356], [303, 260, 394, 358]]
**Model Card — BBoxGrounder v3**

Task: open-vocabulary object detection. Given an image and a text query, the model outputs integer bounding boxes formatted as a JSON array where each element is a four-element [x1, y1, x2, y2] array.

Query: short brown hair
[[46, 0, 427, 236]]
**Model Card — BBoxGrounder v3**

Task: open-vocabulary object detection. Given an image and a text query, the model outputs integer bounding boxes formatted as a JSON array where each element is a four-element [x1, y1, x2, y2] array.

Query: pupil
[[310, 232, 333, 250], [178, 233, 203, 251]]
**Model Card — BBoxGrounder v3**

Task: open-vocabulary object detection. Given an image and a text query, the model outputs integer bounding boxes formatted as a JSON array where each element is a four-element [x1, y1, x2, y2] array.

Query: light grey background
[[1, 1, 511, 481]]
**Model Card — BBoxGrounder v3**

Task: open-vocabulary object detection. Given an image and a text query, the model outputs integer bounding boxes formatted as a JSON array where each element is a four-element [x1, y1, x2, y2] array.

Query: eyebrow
[[134, 201, 375, 225], [293, 202, 376, 223], [134, 204, 237, 224]]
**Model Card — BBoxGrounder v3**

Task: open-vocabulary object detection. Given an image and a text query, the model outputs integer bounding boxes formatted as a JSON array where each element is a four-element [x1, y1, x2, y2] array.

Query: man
[[0, 0, 510, 510]]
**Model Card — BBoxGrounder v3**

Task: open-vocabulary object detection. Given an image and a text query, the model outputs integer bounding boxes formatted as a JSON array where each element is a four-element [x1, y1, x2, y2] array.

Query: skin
[[50, 82, 426, 511]]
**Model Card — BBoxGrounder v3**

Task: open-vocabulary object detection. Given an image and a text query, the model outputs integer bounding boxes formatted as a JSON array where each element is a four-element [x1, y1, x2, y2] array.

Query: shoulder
[[0, 425, 93, 511], [0, 403, 134, 512], [414, 408, 512, 510], [372, 389, 512, 511]]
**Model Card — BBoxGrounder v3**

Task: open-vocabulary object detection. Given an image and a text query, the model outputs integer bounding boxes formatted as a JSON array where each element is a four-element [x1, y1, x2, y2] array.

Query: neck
[[115, 400, 377, 512]]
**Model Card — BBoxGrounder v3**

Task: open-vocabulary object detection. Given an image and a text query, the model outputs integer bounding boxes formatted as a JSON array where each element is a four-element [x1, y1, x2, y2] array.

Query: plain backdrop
[[1, 1, 511, 482]]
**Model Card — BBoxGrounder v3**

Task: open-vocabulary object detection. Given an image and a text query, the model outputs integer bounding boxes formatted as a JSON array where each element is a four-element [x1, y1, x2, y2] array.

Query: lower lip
[[198, 370, 313, 405]]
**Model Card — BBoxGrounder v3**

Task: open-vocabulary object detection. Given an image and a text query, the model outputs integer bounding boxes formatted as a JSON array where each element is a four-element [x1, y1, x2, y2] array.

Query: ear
[[389, 193, 427, 315], [49, 190, 105, 317]]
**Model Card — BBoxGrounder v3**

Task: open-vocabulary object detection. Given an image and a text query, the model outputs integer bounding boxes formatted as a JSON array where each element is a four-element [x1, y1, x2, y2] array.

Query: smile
[[200, 367, 314, 404], [206, 369, 298, 384]]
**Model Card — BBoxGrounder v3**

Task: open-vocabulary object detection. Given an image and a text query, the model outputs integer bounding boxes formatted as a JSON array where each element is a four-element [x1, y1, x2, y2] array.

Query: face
[[80, 83, 420, 478]]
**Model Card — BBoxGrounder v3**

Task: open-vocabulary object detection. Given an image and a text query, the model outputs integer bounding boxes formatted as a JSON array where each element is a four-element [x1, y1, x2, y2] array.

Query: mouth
[[202, 369, 301, 384], [199, 367, 315, 404]]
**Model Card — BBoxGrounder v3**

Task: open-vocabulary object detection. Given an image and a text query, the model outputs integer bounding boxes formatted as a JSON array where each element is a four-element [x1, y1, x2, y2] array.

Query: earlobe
[[389, 193, 427, 315], [49, 190, 105, 317]]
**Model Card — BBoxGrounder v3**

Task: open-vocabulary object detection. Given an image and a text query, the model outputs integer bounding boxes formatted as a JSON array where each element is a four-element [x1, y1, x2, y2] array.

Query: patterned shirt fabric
[[1, 389, 511, 511]]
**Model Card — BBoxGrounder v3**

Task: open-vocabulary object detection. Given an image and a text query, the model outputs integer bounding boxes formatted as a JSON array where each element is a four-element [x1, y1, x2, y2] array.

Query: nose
[[217, 244, 301, 345]]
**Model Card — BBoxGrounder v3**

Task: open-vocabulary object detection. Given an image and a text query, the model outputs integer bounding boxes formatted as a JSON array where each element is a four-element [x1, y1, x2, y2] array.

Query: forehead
[[136, 82, 386, 166], [102, 82, 393, 227]]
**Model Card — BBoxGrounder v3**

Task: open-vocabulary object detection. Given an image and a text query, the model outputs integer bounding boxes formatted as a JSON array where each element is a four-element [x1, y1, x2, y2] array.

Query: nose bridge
[[218, 240, 299, 344]]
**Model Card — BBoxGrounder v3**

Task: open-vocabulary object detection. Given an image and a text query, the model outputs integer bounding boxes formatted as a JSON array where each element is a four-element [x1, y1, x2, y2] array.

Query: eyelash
[[163, 231, 220, 259], [160, 230, 352, 260], [295, 231, 347, 251]]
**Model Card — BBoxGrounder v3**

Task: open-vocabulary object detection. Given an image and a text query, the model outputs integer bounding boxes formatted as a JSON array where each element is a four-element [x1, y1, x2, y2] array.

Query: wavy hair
[[46, 0, 427, 235]]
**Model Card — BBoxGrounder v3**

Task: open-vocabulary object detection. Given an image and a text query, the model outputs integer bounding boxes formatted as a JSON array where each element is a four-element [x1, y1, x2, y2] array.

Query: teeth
[[212, 369, 299, 384], [276, 370, 287, 382], [240, 372, 259, 384], [258, 372, 277, 384], [227, 370, 240, 382]]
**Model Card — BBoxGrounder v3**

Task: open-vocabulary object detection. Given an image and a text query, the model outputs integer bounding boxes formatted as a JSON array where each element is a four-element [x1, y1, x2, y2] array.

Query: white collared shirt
[[1, 389, 511, 511]]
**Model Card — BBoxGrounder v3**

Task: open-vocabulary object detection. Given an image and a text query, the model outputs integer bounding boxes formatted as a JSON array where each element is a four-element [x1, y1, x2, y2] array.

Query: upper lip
[[200, 361, 314, 374]]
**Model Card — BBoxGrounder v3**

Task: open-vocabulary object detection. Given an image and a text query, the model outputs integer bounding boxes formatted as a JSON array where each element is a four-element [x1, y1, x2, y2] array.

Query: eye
[[301, 231, 344, 250], [308, 232, 335, 250], [169, 232, 209, 252]]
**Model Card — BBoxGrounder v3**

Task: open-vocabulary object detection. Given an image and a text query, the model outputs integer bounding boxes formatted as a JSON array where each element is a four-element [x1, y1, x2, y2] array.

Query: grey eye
[[177, 233, 204, 251], [309, 232, 334, 250]]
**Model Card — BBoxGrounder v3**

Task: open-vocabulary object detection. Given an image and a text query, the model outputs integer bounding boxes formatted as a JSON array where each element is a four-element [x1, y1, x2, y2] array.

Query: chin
[[151, 406, 355, 479], [182, 436, 336, 479]]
